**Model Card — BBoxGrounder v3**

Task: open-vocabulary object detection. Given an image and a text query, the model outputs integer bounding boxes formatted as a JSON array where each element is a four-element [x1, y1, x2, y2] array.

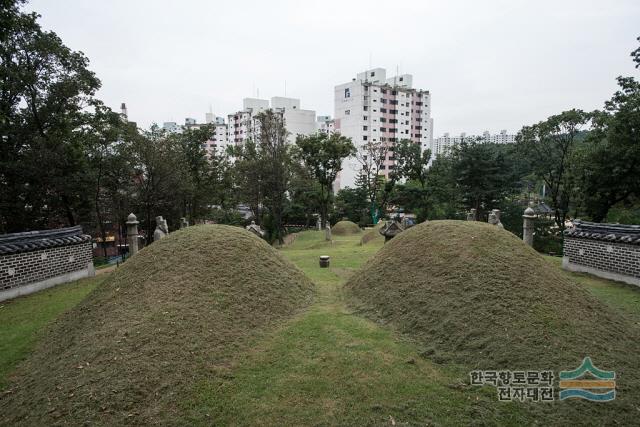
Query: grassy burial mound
[[360, 221, 384, 245], [0, 225, 314, 426], [345, 220, 640, 420], [346, 220, 640, 367], [332, 220, 361, 236]]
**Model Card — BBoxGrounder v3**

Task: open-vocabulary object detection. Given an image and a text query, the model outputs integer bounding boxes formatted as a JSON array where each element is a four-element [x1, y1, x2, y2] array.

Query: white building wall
[[334, 68, 433, 190]]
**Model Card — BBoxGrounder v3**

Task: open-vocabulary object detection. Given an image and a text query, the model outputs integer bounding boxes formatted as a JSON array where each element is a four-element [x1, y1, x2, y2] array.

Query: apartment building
[[227, 97, 317, 146], [316, 115, 335, 134], [431, 130, 516, 157], [333, 68, 434, 190]]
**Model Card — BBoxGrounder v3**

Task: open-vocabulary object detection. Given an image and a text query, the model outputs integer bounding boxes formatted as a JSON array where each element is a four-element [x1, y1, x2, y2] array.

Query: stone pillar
[[522, 207, 536, 247], [325, 223, 332, 241], [316, 216, 321, 231], [467, 208, 476, 221], [180, 217, 189, 229], [126, 213, 139, 256]]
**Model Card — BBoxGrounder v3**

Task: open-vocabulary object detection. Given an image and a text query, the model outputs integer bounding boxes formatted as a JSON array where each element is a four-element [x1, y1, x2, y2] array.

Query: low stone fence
[[563, 220, 640, 286], [0, 226, 95, 302]]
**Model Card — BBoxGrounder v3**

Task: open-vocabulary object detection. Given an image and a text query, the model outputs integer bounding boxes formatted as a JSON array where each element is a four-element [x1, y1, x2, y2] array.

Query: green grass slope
[[332, 220, 361, 236], [0, 225, 314, 426], [345, 220, 640, 423], [360, 222, 384, 245]]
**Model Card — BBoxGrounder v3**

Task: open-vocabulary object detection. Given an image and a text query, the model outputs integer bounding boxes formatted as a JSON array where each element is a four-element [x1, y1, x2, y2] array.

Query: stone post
[[522, 207, 536, 247], [316, 216, 321, 231], [126, 213, 139, 256], [467, 208, 476, 221], [180, 217, 189, 229], [325, 223, 332, 241]]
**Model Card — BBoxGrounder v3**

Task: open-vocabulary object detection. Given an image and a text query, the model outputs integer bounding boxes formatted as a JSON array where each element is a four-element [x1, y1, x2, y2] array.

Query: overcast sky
[[28, 0, 639, 136]]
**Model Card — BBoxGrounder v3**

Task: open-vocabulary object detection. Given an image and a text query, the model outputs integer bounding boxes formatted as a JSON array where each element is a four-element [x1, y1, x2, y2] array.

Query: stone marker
[[380, 220, 405, 243], [325, 223, 332, 241], [246, 220, 265, 238], [180, 217, 189, 229], [467, 208, 477, 221], [126, 213, 139, 256], [522, 206, 536, 247], [488, 209, 504, 229], [153, 216, 167, 242], [316, 216, 322, 231], [319, 255, 330, 268]]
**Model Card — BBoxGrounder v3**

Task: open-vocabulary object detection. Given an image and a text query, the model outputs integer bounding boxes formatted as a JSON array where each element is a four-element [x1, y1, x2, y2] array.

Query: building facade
[[333, 68, 433, 190], [227, 97, 317, 146], [431, 130, 516, 157]]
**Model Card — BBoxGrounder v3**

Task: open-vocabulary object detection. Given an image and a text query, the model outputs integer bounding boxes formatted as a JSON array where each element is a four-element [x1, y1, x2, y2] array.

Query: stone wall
[[563, 220, 640, 286], [0, 226, 95, 302]]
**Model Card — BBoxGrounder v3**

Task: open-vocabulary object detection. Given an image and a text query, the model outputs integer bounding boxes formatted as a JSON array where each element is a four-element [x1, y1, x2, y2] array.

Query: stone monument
[[154, 216, 167, 242], [325, 223, 332, 241], [488, 209, 504, 229], [246, 220, 265, 238], [379, 220, 405, 243]]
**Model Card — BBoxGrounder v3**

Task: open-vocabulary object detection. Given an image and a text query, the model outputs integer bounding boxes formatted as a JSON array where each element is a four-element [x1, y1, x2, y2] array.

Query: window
[[380, 108, 387, 113], [381, 98, 388, 104], [363, 126, 368, 131], [363, 135, 368, 141], [344, 88, 351, 98], [364, 106, 368, 111], [389, 119, 397, 124], [363, 116, 368, 121], [379, 165, 386, 170], [381, 89, 387, 94], [370, 71, 375, 77], [379, 117, 386, 123], [345, 109, 350, 115], [380, 127, 387, 132]]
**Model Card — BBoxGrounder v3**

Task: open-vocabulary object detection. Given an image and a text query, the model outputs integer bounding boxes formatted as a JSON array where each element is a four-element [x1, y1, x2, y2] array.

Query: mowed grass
[[544, 256, 640, 322], [195, 231, 531, 425], [0, 275, 104, 389], [2, 230, 640, 425]]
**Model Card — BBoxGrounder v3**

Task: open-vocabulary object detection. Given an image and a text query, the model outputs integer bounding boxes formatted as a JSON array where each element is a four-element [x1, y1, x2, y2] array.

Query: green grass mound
[[332, 220, 361, 236], [0, 225, 314, 425], [345, 220, 640, 422], [360, 221, 384, 245]]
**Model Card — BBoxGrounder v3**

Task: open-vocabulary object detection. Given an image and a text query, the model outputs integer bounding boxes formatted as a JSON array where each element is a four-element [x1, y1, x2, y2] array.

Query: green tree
[[254, 110, 292, 244], [516, 109, 590, 230], [451, 139, 520, 220], [579, 41, 640, 221], [0, 0, 102, 232], [294, 132, 355, 228]]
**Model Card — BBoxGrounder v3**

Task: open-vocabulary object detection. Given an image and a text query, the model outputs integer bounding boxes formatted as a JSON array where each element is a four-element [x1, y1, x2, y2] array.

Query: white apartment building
[[316, 115, 335, 133], [431, 130, 516, 157], [227, 97, 317, 146], [333, 68, 434, 190]]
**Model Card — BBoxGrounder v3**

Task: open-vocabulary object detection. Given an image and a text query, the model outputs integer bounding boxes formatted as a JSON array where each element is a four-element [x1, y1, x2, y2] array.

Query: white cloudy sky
[[28, 0, 639, 136]]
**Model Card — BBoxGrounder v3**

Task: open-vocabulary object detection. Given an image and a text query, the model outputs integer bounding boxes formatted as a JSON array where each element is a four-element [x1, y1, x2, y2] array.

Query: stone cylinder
[[319, 255, 330, 268], [126, 213, 139, 256], [522, 207, 536, 247]]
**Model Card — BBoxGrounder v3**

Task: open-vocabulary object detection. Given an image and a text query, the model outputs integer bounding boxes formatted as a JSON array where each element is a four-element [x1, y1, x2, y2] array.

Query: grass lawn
[[194, 231, 530, 425], [0, 275, 105, 389], [544, 255, 640, 322], [2, 230, 639, 425]]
